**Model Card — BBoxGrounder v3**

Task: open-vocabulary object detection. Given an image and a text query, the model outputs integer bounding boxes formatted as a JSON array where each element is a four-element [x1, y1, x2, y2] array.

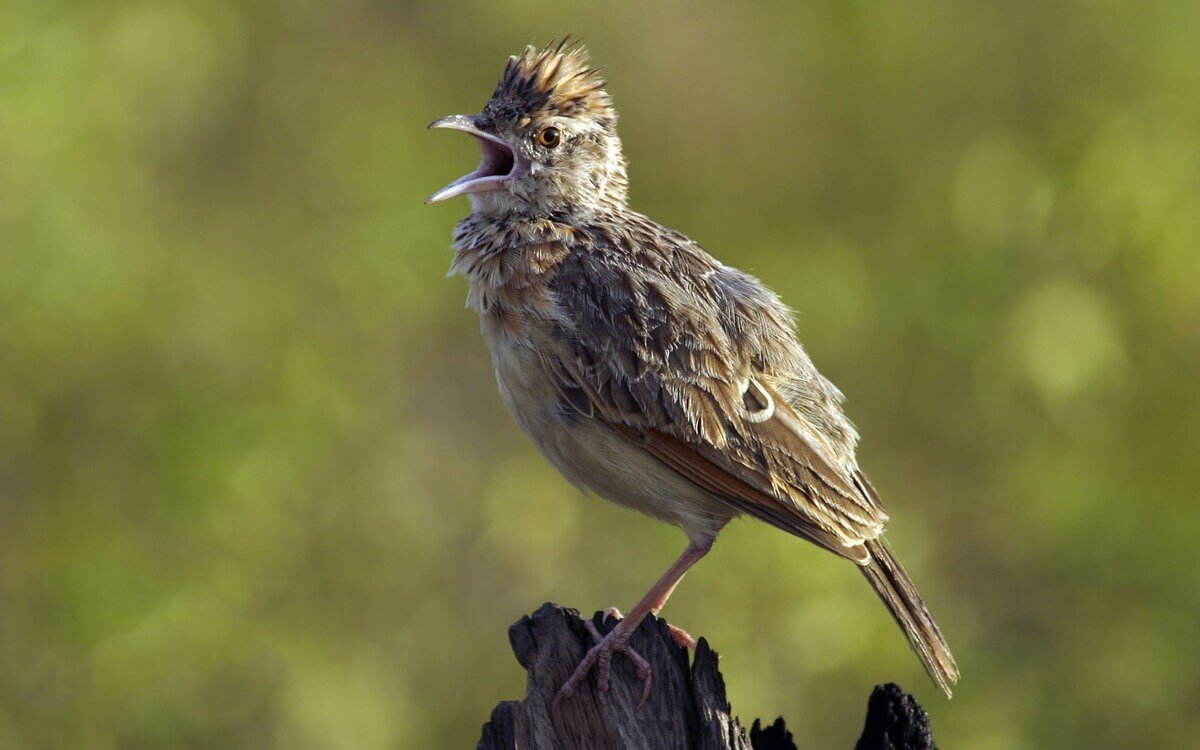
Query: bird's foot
[[666, 623, 697, 650], [555, 613, 652, 708], [603, 606, 697, 650]]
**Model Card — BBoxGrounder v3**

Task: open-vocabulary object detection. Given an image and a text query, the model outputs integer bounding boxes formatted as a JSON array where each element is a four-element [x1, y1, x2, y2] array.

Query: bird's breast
[[478, 309, 734, 539]]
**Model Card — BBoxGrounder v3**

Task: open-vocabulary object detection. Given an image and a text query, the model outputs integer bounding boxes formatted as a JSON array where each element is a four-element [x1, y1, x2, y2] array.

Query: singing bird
[[427, 40, 958, 703]]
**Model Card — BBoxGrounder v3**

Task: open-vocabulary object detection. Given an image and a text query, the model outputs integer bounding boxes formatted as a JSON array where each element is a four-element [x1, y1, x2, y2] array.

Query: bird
[[426, 39, 959, 704]]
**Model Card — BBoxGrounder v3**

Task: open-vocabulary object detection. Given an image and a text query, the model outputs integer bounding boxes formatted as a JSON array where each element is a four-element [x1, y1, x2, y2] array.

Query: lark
[[427, 40, 958, 703]]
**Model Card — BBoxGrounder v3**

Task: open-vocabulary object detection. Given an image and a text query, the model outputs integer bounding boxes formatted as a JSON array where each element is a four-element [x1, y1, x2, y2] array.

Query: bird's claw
[[554, 615, 653, 708], [666, 623, 697, 650]]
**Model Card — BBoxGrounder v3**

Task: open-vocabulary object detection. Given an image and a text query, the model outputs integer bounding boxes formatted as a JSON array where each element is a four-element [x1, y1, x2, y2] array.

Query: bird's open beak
[[426, 115, 523, 204]]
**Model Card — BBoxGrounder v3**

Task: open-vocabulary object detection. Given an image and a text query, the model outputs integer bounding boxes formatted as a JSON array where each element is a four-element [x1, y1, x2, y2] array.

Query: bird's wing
[[544, 233, 887, 562]]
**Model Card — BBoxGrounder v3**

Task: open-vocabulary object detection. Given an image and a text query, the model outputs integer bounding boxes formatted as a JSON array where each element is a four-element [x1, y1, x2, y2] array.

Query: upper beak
[[426, 115, 522, 204]]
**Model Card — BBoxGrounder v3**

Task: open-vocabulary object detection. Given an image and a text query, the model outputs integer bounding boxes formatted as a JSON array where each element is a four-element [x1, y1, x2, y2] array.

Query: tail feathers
[[860, 539, 959, 698]]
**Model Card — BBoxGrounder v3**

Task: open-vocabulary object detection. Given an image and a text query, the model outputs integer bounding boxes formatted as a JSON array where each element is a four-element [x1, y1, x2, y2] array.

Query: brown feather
[[535, 215, 888, 553], [614, 424, 869, 563], [861, 539, 960, 698], [442, 44, 957, 697]]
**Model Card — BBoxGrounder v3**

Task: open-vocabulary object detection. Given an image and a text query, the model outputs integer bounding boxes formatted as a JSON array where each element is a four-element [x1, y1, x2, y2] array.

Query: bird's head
[[427, 40, 627, 216]]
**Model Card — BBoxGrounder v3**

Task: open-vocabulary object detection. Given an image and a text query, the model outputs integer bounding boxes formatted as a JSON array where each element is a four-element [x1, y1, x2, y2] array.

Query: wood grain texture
[[476, 604, 938, 750]]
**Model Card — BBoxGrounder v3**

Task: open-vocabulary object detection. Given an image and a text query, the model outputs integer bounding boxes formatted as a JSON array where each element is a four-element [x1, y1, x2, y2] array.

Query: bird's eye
[[536, 127, 561, 148]]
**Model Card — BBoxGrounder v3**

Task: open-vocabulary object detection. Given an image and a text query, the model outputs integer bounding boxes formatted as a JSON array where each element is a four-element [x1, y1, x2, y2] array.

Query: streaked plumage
[[429, 39, 958, 700]]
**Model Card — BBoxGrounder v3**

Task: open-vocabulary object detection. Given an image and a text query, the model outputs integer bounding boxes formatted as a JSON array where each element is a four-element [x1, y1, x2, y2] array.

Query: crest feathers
[[491, 37, 612, 119]]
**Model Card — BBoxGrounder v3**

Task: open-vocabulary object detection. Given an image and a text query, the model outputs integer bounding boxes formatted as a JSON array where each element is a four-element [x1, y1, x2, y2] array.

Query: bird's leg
[[603, 572, 697, 650], [649, 574, 698, 649], [556, 535, 716, 707]]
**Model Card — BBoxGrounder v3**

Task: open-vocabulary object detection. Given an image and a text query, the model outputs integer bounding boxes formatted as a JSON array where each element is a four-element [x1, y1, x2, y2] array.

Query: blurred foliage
[[1, 1, 1198, 748]]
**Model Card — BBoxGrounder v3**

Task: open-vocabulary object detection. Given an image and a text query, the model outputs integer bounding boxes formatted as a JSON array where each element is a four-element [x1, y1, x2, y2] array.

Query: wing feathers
[[619, 425, 870, 564], [543, 221, 888, 553]]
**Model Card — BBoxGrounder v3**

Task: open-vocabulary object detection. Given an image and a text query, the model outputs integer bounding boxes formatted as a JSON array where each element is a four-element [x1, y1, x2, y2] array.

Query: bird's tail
[[860, 538, 959, 698]]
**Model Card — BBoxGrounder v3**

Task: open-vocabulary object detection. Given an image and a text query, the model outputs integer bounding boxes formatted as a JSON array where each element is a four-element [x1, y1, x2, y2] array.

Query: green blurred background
[[2, 1, 1198, 748]]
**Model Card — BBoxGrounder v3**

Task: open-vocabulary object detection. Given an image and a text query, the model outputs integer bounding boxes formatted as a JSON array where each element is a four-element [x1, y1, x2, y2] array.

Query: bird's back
[[552, 209, 863, 470]]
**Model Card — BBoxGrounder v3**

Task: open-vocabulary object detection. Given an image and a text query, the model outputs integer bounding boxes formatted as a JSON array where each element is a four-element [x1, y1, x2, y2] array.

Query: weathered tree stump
[[477, 603, 937, 750]]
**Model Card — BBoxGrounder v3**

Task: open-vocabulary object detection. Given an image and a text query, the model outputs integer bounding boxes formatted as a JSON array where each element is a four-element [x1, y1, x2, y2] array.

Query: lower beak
[[426, 115, 521, 204]]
